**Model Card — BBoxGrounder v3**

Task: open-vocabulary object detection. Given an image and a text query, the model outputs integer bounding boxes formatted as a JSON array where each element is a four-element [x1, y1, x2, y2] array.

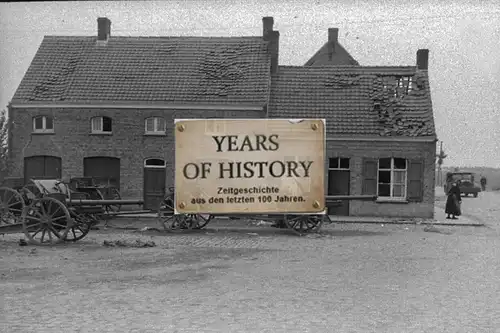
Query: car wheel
[[474, 193, 478, 198]]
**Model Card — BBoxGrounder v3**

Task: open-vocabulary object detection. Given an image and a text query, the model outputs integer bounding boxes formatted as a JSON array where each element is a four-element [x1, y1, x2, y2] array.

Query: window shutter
[[158, 117, 166, 132], [362, 158, 378, 195], [407, 159, 424, 202]]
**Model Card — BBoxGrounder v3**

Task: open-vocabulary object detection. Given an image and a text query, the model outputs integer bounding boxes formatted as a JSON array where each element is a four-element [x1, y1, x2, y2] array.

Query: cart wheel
[[187, 214, 212, 229], [0, 187, 25, 225], [104, 188, 121, 213], [159, 213, 191, 232], [64, 213, 94, 242], [284, 214, 324, 236], [22, 197, 73, 245]]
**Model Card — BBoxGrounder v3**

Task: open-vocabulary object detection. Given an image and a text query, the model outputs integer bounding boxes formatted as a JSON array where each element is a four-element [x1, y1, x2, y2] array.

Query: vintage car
[[444, 172, 482, 197]]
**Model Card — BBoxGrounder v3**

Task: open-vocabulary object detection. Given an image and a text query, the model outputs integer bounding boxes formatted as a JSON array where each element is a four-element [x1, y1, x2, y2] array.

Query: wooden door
[[83, 157, 120, 189], [327, 170, 350, 215], [143, 167, 166, 210], [24, 156, 62, 182]]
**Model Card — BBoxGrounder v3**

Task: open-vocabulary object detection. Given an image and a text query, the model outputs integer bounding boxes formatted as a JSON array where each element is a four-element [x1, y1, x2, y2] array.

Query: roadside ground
[[1, 189, 499, 332], [110, 186, 484, 227]]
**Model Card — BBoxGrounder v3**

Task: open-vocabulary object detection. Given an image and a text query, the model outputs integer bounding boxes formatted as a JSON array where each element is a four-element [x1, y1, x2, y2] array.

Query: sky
[[1, 0, 499, 168]]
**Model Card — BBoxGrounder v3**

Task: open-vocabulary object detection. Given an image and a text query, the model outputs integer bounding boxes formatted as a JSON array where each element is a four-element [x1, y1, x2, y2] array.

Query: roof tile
[[13, 36, 271, 105], [269, 66, 436, 137]]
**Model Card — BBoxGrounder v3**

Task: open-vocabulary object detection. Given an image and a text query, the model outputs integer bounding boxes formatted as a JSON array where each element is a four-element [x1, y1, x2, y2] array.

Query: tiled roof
[[12, 36, 271, 106], [269, 66, 436, 137], [304, 42, 360, 66]]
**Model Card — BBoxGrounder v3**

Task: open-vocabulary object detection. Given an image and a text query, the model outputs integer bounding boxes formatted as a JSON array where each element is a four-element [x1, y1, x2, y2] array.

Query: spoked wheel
[[159, 213, 191, 232], [284, 214, 325, 236], [186, 214, 213, 229], [22, 197, 72, 245], [104, 187, 121, 213], [64, 213, 95, 242], [0, 187, 25, 225]]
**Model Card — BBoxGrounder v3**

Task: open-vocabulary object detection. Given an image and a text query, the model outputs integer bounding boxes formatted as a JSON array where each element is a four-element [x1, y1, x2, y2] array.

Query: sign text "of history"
[[174, 119, 325, 214]]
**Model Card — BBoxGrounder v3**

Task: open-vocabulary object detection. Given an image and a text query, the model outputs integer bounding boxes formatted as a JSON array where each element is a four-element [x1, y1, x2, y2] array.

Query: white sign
[[174, 119, 325, 214]]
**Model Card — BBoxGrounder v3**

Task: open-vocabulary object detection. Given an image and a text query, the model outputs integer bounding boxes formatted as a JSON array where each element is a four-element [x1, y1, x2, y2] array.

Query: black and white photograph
[[0, 1, 499, 332]]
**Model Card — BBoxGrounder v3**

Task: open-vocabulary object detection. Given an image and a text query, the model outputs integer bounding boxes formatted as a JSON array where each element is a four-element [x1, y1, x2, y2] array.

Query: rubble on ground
[[103, 239, 156, 248]]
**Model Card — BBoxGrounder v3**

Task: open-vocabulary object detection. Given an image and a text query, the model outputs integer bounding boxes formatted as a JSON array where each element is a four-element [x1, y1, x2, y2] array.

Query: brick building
[[269, 59, 437, 218], [7, 16, 437, 217]]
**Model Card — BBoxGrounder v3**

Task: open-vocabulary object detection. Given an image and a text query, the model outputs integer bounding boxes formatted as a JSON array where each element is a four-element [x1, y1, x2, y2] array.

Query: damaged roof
[[12, 36, 271, 106], [269, 66, 436, 137]]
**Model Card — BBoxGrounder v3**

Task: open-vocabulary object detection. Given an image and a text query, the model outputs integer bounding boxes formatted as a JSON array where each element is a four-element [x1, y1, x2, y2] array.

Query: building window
[[145, 117, 166, 135], [91, 116, 112, 134], [378, 158, 407, 199], [32, 116, 54, 133], [144, 158, 166, 168], [329, 157, 350, 170]]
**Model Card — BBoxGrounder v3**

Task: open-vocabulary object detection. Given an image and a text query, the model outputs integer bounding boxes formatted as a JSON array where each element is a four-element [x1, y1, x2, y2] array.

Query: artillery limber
[[69, 177, 122, 213], [0, 179, 106, 245]]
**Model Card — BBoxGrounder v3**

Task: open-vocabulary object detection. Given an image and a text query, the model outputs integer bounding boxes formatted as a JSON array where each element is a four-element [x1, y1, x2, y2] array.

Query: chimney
[[269, 30, 280, 74], [327, 28, 338, 61], [416, 49, 429, 70], [97, 17, 111, 41], [263, 16, 274, 41]]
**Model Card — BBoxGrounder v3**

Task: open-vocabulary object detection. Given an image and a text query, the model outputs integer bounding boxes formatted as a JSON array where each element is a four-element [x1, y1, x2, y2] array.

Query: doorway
[[143, 158, 166, 210], [83, 156, 120, 189], [327, 157, 350, 216], [24, 155, 62, 182]]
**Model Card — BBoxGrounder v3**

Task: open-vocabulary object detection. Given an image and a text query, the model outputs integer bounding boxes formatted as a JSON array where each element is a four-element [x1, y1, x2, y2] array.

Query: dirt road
[[1, 191, 499, 332]]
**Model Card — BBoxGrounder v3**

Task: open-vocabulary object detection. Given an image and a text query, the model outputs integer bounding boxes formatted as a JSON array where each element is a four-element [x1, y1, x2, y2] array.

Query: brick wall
[[325, 139, 436, 218], [9, 107, 264, 199], [9, 108, 436, 218]]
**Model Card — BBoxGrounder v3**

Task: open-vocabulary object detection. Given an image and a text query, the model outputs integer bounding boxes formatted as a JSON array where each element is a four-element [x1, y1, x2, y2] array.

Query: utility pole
[[436, 141, 447, 186]]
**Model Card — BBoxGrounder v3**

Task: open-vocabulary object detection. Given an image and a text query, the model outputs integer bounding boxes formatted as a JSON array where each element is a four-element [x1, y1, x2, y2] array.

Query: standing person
[[480, 175, 487, 191], [445, 181, 462, 219]]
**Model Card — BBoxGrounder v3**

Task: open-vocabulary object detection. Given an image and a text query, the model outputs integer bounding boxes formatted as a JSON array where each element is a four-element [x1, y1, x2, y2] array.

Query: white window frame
[[328, 157, 350, 171], [32, 116, 54, 133], [377, 157, 407, 200], [91, 116, 112, 134], [144, 158, 166, 168], [144, 117, 166, 135]]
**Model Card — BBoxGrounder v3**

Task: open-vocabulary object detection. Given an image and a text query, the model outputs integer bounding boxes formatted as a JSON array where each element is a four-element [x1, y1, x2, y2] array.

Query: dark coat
[[445, 184, 461, 216]]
